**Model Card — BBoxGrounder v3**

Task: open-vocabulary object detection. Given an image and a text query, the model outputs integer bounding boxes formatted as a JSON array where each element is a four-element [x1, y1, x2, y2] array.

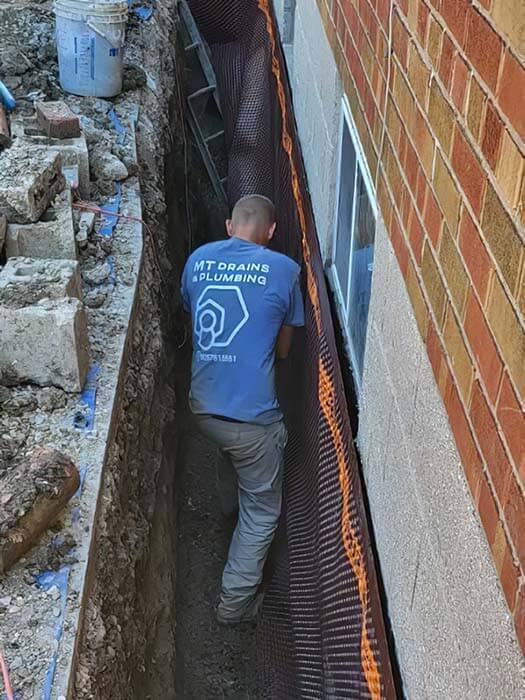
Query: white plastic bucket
[[54, 0, 128, 97]]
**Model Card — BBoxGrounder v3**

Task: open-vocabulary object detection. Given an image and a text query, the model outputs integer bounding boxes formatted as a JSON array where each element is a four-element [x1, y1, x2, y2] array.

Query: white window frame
[[329, 95, 378, 395]]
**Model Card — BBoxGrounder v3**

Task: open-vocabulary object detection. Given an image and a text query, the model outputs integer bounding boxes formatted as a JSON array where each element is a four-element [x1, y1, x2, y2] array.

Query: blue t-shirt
[[181, 237, 304, 424]]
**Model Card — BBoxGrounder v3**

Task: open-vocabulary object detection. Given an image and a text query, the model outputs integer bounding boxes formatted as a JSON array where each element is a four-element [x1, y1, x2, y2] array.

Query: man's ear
[[226, 219, 233, 237], [268, 221, 277, 240]]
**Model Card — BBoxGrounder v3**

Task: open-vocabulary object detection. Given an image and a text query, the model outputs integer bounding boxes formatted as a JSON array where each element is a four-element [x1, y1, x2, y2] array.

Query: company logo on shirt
[[195, 285, 249, 351]]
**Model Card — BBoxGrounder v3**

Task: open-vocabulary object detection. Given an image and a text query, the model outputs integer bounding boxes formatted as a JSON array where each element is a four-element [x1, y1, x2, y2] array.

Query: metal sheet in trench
[[186, 1, 396, 696]]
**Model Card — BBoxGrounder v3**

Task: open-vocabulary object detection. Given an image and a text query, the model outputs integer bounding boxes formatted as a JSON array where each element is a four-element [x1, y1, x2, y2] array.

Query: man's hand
[[276, 325, 294, 359]]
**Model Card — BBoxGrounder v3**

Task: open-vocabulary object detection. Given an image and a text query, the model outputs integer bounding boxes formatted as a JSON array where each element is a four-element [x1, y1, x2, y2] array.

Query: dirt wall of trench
[[71, 3, 189, 698]]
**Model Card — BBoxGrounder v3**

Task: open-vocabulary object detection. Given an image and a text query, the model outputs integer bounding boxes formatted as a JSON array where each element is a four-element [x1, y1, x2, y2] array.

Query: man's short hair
[[231, 195, 276, 230]]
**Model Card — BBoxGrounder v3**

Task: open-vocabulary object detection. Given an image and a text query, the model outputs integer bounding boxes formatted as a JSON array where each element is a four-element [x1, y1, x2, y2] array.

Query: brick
[[405, 0, 418, 33], [377, 173, 393, 230], [417, 0, 429, 43], [470, 380, 513, 503], [439, 223, 469, 313], [393, 63, 416, 134], [433, 149, 460, 235], [438, 32, 455, 88], [464, 290, 503, 404], [458, 207, 493, 303], [427, 315, 447, 389], [498, 51, 525, 142], [408, 42, 430, 105], [519, 263, 525, 318], [481, 184, 523, 294], [386, 99, 402, 151], [497, 372, 525, 475], [504, 477, 525, 569], [486, 276, 525, 400], [451, 54, 469, 113], [385, 139, 404, 208], [413, 108, 434, 178], [423, 187, 443, 249], [496, 131, 524, 211], [451, 127, 486, 216], [481, 101, 504, 171], [421, 240, 447, 326], [404, 139, 419, 191], [465, 7, 503, 92], [466, 76, 487, 142], [477, 475, 499, 545], [491, 0, 525, 60], [408, 208, 424, 264], [500, 544, 520, 613], [393, 10, 409, 68], [428, 78, 454, 153], [415, 167, 427, 213], [443, 305, 474, 402], [406, 258, 429, 338], [35, 101, 81, 139], [397, 0, 408, 17], [376, 0, 390, 31], [445, 374, 484, 500], [440, 0, 470, 45], [427, 14, 442, 67], [515, 584, 525, 653], [491, 522, 508, 577], [391, 212, 409, 277]]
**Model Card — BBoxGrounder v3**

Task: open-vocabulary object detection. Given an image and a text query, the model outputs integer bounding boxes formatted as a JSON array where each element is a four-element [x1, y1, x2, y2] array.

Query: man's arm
[[276, 325, 294, 359]]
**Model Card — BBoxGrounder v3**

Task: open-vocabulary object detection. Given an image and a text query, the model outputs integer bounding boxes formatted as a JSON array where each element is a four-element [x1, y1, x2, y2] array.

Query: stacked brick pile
[[317, 0, 524, 649]]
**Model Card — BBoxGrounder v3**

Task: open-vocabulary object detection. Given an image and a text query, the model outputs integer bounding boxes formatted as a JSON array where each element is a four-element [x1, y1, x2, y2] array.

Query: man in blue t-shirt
[[181, 194, 304, 625]]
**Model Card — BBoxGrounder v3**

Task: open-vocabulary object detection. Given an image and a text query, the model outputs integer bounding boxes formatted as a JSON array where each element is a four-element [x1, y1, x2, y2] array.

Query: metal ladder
[[178, 1, 228, 203]]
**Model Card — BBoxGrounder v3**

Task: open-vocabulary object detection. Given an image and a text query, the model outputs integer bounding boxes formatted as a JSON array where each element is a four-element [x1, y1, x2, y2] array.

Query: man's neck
[[231, 230, 266, 246]]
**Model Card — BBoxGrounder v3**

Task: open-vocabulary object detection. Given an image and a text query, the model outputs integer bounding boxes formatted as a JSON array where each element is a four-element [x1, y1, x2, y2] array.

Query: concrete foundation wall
[[285, 0, 342, 260], [359, 220, 524, 698], [278, 3, 525, 697]]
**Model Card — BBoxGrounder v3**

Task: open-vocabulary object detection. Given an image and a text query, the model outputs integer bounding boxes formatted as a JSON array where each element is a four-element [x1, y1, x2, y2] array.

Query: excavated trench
[[69, 2, 396, 698]]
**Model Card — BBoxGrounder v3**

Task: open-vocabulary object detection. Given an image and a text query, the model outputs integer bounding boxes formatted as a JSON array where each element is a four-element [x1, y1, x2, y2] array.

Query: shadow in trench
[[173, 407, 260, 698]]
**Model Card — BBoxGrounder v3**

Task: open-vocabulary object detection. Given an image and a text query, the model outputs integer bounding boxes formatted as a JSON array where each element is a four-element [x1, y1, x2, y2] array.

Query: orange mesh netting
[[187, 1, 395, 696]]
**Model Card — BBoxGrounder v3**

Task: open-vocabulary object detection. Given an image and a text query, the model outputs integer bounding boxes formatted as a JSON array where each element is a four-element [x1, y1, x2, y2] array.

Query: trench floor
[[174, 412, 259, 698]]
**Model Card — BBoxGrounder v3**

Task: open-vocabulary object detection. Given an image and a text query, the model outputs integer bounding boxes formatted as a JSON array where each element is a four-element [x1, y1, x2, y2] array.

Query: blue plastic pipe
[[0, 81, 16, 110]]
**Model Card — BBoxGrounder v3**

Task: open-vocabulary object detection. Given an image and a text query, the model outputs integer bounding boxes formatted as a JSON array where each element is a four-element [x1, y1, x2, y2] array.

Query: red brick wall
[[315, 0, 525, 649]]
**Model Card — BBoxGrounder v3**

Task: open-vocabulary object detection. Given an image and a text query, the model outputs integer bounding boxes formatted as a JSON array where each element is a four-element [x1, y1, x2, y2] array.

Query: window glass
[[347, 170, 375, 379], [332, 102, 376, 392], [334, 122, 356, 312]]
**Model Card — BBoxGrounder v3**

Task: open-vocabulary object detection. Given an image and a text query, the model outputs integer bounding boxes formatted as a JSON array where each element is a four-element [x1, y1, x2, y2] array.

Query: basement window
[[331, 96, 377, 394], [282, 0, 296, 44]]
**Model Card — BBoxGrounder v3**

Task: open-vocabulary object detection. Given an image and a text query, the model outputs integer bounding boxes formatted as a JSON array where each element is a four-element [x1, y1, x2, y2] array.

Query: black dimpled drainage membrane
[[187, 1, 396, 696]]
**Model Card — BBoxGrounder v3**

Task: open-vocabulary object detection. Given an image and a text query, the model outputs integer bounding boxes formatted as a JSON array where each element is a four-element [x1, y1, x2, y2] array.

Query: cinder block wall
[[313, 0, 524, 651]]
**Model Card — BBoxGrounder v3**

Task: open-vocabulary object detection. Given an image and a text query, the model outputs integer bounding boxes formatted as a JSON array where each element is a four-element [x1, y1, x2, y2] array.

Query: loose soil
[[173, 409, 259, 698]]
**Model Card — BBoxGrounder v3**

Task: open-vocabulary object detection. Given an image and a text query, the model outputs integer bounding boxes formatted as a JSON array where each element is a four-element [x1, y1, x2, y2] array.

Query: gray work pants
[[195, 415, 287, 619]]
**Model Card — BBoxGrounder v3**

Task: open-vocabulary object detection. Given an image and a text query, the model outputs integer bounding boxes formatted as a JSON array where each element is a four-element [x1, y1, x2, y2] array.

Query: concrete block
[[0, 296, 89, 391], [0, 142, 65, 223], [0, 257, 81, 301], [24, 135, 90, 199], [35, 101, 81, 139], [6, 188, 77, 260]]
